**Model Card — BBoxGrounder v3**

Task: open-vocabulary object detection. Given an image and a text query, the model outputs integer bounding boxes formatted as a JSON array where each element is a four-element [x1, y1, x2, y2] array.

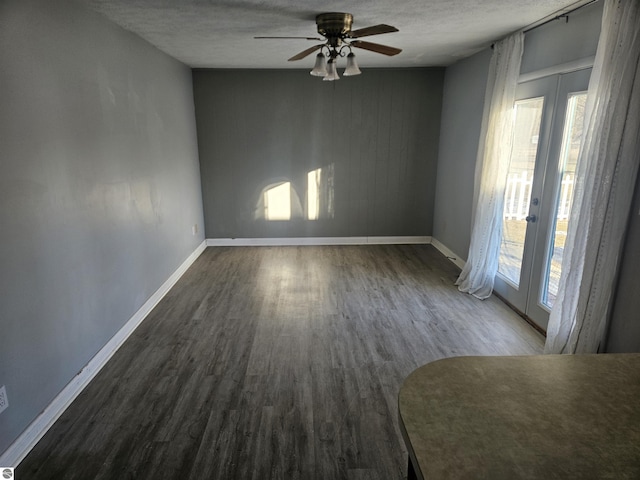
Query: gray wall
[[432, 49, 492, 259], [193, 68, 444, 238], [520, 1, 602, 76], [606, 166, 640, 352], [0, 0, 204, 455]]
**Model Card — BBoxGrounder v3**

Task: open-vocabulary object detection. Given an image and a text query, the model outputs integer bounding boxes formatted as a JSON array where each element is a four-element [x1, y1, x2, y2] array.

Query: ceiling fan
[[255, 13, 401, 81]]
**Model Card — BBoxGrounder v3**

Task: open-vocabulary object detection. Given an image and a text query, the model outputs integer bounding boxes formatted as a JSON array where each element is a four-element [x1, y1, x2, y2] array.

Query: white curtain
[[545, 0, 640, 354], [456, 32, 524, 299]]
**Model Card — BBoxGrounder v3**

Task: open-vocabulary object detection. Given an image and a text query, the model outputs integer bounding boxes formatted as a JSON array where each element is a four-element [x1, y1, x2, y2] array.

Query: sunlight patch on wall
[[307, 164, 335, 221], [264, 182, 291, 221], [308, 170, 320, 220], [256, 165, 334, 222]]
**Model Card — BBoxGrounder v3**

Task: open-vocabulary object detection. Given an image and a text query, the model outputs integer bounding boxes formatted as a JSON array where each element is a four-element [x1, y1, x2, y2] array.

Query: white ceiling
[[77, 0, 591, 69]]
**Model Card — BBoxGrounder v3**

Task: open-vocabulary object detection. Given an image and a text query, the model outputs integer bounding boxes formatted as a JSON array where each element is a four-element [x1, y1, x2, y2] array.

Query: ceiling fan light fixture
[[343, 52, 361, 76], [323, 59, 340, 81], [256, 12, 401, 81], [310, 52, 328, 76]]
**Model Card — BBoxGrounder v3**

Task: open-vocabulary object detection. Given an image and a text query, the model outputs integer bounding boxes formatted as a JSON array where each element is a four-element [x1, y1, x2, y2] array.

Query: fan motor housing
[[316, 12, 353, 38]]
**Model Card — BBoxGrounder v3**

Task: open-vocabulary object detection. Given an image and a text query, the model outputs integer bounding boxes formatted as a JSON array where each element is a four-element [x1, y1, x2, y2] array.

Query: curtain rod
[[523, 0, 599, 34]]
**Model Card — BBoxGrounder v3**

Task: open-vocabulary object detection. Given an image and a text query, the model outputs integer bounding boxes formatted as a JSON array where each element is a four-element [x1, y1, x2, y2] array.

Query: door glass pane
[[542, 93, 587, 308], [498, 97, 545, 287]]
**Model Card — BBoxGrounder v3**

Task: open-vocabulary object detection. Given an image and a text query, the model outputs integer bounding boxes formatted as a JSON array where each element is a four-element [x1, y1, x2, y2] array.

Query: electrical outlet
[[0, 385, 8, 414], [192, 223, 198, 235], [0, 468, 14, 480]]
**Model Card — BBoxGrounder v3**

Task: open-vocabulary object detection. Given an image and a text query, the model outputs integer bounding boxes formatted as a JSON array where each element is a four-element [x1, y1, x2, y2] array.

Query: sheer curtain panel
[[456, 32, 524, 299], [545, 0, 640, 354]]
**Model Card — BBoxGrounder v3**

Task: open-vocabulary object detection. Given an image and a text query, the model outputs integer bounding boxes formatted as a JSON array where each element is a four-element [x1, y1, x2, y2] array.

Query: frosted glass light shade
[[323, 59, 340, 81], [343, 52, 361, 76], [310, 53, 327, 76]]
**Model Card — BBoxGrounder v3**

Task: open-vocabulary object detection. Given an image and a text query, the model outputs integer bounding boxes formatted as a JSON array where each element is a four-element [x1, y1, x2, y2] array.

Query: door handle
[[525, 214, 537, 223]]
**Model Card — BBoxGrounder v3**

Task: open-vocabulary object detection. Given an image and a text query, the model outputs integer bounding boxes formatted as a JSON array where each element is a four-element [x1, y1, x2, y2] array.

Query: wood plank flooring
[[17, 245, 544, 479]]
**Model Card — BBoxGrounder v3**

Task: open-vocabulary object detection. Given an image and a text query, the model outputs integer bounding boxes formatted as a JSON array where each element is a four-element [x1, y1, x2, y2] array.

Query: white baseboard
[[0, 241, 207, 467], [430, 238, 466, 270], [207, 236, 432, 247]]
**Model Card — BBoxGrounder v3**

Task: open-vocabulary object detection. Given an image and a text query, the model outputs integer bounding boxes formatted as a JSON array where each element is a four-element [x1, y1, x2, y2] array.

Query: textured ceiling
[[77, 0, 592, 68]]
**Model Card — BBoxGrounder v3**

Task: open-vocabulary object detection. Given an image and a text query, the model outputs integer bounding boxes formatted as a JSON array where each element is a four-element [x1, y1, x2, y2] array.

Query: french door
[[494, 68, 591, 331]]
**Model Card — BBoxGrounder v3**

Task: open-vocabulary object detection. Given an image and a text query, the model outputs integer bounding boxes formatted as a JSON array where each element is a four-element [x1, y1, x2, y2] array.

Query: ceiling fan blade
[[349, 24, 399, 38], [288, 44, 324, 61], [351, 40, 402, 56], [255, 36, 322, 41]]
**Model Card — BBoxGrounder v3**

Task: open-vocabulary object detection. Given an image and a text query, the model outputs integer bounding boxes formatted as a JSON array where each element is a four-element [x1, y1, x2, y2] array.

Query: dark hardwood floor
[[18, 245, 543, 479]]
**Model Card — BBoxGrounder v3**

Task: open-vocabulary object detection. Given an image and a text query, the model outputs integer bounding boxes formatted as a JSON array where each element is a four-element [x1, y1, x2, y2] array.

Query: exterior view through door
[[494, 68, 590, 331]]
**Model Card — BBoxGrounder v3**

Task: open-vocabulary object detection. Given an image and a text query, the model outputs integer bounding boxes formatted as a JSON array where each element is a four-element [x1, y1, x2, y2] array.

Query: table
[[398, 354, 640, 479]]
